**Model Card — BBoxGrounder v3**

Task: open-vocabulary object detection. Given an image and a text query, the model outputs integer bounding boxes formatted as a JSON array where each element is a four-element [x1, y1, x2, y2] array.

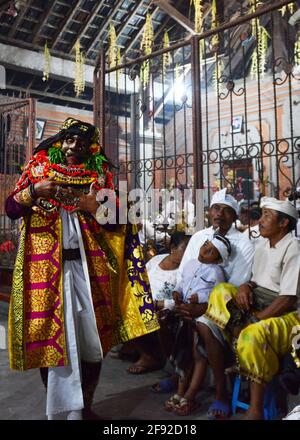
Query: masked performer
[[5, 118, 159, 420]]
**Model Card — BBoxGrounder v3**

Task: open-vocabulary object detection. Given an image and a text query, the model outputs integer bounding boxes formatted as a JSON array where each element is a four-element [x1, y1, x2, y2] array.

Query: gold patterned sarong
[[204, 283, 300, 384], [9, 207, 159, 371]]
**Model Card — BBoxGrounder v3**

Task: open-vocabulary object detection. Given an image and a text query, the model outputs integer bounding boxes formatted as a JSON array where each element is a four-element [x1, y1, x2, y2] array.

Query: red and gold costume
[[7, 118, 159, 372]]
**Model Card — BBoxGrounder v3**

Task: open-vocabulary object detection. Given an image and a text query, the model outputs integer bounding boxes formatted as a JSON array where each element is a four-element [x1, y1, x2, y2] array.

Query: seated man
[[179, 188, 254, 287], [199, 196, 300, 419]]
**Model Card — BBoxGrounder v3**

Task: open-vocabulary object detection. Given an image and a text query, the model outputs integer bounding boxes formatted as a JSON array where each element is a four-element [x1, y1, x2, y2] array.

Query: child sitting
[[163, 233, 231, 416]]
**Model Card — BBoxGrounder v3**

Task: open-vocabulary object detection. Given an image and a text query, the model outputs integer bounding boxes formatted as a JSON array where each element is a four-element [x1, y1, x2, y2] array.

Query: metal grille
[[0, 97, 35, 268], [97, 1, 299, 246]]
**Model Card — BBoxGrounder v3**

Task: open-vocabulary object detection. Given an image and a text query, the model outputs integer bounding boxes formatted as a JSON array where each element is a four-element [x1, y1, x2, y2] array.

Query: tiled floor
[[0, 310, 298, 421]]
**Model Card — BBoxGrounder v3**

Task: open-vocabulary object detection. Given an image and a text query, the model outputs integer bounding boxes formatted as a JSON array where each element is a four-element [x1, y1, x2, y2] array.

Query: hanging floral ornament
[[294, 33, 300, 66], [162, 31, 171, 78], [108, 24, 122, 89], [250, 19, 271, 80], [74, 39, 85, 97], [211, 0, 219, 49], [140, 13, 154, 88], [108, 24, 118, 69], [192, 0, 204, 33], [280, 3, 294, 16], [249, 0, 270, 80], [42, 41, 51, 82]]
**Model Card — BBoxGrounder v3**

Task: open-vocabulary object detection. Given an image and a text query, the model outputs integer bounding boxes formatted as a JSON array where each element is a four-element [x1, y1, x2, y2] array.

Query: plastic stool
[[231, 375, 278, 420]]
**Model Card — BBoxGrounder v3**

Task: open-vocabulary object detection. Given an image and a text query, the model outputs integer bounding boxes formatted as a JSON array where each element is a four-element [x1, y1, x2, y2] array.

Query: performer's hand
[[69, 182, 99, 214], [34, 175, 59, 199], [235, 283, 253, 311]]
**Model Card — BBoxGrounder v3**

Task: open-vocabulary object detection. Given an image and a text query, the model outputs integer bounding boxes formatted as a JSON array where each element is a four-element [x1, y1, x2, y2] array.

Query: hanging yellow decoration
[[108, 24, 122, 90], [140, 13, 154, 87], [250, 23, 270, 79], [294, 34, 300, 66], [211, 0, 218, 48], [42, 41, 51, 82], [74, 39, 85, 97], [108, 24, 118, 69], [163, 31, 171, 78], [280, 3, 294, 16], [249, 0, 270, 80], [192, 0, 204, 33]]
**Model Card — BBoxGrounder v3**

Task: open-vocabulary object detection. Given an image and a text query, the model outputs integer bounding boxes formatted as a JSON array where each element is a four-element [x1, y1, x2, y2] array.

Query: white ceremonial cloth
[[46, 210, 102, 420], [179, 225, 254, 287]]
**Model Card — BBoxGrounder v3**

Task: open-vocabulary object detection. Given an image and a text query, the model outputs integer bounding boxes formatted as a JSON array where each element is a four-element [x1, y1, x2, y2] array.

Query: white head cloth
[[210, 188, 239, 216], [260, 196, 298, 220], [210, 236, 230, 264]]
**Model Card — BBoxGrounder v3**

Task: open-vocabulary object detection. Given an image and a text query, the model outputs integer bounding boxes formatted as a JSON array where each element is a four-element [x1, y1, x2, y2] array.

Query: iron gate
[[0, 96, 35, 268], [95, 0, 299, 245]]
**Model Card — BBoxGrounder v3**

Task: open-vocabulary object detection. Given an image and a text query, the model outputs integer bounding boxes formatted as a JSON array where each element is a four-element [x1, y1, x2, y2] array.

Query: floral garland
[[13, 142, 115, 212]]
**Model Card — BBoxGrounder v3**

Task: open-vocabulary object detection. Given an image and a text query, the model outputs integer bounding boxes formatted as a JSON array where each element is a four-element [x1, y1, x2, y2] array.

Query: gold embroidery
[[8, 220, 27, 370], [14, 187, 34, 207]]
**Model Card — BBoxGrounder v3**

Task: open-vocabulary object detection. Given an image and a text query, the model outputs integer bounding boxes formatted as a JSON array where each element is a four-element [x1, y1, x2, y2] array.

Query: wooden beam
[[50, 0, 82, 49], [0, 35, 95, 66], [32, 2, 56, 44], [153, 0, 184, 44], [8, 0, 32, 38], [152, 0, 197, 35], [85, 0, 130, 55], [70, 0, 107, 45], [114, 0, 145, 44], [5, 84, 92, 106], [124, 5, 160, 55]]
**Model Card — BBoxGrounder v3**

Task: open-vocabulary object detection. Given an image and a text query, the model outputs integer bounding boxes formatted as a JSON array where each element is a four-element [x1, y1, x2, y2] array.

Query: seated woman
[[126, 231, 190, 374]]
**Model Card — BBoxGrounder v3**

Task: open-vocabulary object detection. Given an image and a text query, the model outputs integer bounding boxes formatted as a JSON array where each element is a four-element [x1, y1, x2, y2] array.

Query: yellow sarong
[[204, 283, 300, 384]]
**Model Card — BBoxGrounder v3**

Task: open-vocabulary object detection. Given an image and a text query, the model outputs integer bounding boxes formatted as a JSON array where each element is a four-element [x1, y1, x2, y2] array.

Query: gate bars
[[0, 97, 35, 267], [95, 0, 299, 241]]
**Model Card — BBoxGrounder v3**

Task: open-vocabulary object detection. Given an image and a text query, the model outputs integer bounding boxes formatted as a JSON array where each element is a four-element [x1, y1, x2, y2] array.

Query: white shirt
[[146, 253, 179, 301], [251, 232, 300, 297], [47, 210, 102, 420], [175, 259, 225, 303], [179, 225, 254, 286]]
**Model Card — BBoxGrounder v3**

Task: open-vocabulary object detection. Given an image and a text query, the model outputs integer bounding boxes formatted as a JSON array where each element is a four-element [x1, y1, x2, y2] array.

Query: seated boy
[[163, 234, 231, 415]]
